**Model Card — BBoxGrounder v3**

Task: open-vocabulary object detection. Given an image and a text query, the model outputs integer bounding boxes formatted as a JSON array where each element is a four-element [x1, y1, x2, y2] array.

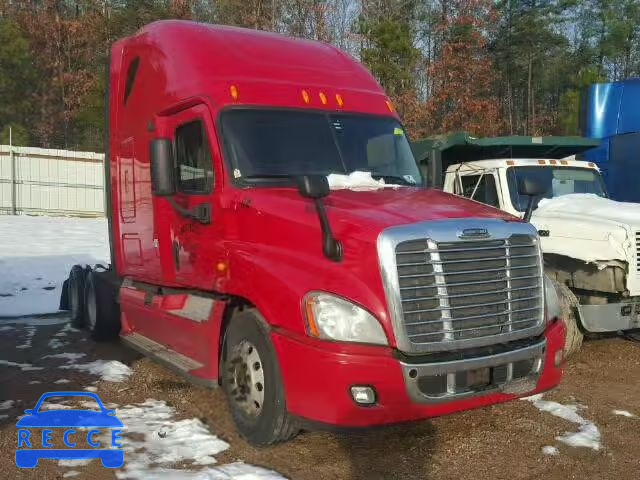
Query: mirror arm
[[523, 196, 536, 222], [313, 198, 342, 262], [166, 197, 211, 224]]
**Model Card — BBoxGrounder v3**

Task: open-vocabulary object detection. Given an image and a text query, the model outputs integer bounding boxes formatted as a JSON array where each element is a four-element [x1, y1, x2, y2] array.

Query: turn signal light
[[319, 92, 327, 105], [302, 90, 310, 104], [336, 94, 344, 107], [385, 99, 394, 112], [229, 85, 238, 101]]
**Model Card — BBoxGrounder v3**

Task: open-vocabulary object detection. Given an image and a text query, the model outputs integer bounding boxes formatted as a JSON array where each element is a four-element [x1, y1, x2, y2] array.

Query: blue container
[[581, 78, 640, 202]]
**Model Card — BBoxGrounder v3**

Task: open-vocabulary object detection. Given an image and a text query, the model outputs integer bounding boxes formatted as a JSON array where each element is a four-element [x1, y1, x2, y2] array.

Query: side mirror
[[518, 178, 546, 197], [150, 138, 176, 196], [518, 178, 545, 222], [296, 175, 330, 199]]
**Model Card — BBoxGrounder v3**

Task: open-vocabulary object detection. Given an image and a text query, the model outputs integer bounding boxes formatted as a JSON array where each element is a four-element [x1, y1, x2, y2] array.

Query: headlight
[[303, 292, 388, 345], [544, 275, 561, 323]]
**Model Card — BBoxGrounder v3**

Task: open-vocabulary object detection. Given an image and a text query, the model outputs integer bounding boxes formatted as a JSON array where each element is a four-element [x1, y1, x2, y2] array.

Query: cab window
[[175, 120, 214, 193], [457, 174, 500, 208]]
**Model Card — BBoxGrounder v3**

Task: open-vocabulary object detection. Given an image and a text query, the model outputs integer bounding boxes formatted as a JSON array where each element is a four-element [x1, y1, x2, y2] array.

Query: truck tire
[[84, 270, 121, 341], [221, 309, 299, 445], [555, 282, 584, 359], [68, 265, 87, 328]]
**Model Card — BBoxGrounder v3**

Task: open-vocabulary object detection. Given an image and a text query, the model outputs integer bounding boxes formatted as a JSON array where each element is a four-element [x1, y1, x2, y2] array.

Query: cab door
[[161, 104, 224, 290]]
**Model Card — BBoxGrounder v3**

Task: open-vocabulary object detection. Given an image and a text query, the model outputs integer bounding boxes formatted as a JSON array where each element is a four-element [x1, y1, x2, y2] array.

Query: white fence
[[0, 145, 105, 217]]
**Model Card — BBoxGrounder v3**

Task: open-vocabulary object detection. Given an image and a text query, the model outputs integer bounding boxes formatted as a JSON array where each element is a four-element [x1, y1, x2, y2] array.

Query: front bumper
[[580, 298, 640, 332], [271, 320, 564, 427]]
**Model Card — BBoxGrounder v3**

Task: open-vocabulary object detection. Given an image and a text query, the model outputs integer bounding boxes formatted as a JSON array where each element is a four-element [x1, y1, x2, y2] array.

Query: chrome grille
[[395, 234, 544, 347]]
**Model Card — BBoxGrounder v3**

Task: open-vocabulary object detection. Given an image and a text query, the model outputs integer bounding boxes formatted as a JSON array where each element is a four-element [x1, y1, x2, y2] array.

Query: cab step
[[121, 332, 203, 372]]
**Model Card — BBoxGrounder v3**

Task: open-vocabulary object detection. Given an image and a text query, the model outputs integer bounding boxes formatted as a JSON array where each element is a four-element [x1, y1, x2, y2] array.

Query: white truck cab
[[413, 133, 639, 356]]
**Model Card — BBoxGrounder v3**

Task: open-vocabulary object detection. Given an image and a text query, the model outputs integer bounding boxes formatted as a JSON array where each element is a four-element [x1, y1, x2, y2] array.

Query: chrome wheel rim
[[227, 340, 265, 418]]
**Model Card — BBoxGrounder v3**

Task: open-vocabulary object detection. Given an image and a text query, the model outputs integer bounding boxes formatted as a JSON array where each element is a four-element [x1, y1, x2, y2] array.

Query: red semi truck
[[64, 21, 565, 445]]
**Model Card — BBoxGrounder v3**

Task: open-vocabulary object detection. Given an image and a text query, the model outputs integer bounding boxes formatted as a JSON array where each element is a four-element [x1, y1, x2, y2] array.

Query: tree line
[[0, 0, 639, 151]]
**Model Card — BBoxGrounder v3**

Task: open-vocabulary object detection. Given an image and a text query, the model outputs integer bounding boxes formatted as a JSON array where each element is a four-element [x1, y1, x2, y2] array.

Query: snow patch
[[84, 386, 97, 393], [48, 338, 65, 349], [542, 446, 559, 456], [63, 471, 81, 478], [61, 359, 132, 382], [54, 379, 71, 384], [327, 171, 405, 191], [0, 325, 13, 331], [0, 400, 14, 410], [523, 394, 601, 450], [59, 459, 92, 467], [0, 359, 44, 371], [15, 326, 36, 349], [612, 409, 636, 418], [0, 414, 8, 420], [0, 316, 68, 326], [0, 216, 109, 316], [44, 352, 86, 362], [98, 399, 286, 480], [28, 380, 41, 385]]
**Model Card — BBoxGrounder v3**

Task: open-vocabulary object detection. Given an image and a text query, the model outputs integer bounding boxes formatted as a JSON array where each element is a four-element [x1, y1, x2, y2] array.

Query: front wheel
[[555, 281, 584, 359], [221, 309, 299, 445]]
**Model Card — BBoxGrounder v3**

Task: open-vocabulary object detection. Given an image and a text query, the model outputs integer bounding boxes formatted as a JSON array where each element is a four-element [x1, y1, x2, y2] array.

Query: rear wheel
[[84, 270, 121, 341], [68, 265, 87, 328], [555, 282, 584, 359], [222, 309, 299, 445]]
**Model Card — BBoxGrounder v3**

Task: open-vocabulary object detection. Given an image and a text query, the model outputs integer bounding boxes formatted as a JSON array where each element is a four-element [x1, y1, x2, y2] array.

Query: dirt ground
[[1, 316, 639, 480]]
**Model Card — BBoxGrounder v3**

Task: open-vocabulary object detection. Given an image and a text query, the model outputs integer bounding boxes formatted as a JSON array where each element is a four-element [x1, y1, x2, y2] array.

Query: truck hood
[[246, 186, 515, 237], [531, 193, 640, 272]]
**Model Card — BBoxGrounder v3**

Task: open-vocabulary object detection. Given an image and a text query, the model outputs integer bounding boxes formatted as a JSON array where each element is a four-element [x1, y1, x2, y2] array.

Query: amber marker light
[[385, 99, 394, 112], [304, 297, 320, 337], [538, 159, 546, 164], [336, 93, 344, 107], [506, 160, 515, 166], [302, 90, 310, 104], [549, 160, 557, 165], [216, 262, 228, 273], [560, 160, 568, 165], [229, 85, 238, 101], [319, 92, 327, 105]]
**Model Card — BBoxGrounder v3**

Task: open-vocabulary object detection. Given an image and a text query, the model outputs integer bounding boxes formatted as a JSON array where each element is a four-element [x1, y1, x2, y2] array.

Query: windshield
[[220, 109, 423, 186], [507, 166, 607, 212]]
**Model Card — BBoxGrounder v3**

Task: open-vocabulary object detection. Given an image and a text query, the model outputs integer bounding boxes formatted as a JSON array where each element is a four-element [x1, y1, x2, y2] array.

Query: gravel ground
[[1, 316, 639, 480]]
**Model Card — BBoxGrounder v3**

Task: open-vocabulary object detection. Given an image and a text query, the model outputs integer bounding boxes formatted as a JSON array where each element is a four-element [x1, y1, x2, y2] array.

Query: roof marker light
[[549, 159, 557, 165], [336, 94, 344, 107], [588, 162, 596, 167], [560, 160, 568, 165], [386, 99, 394, 112], [538, 159, 546, 165], [302, 90, 310, 104], [319, 92, 327, 105], [506, 160, 515, 166], [229, 85, 238, 101]]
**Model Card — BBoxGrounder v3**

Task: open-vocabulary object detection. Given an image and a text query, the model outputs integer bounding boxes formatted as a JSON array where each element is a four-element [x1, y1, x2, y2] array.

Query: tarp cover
[[412, 131, 600, 165]]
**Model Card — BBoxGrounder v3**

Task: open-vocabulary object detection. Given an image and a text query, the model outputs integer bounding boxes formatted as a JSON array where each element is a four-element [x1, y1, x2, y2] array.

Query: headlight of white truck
[[544, 275, 561, 324], [303, 292, 388, 345]]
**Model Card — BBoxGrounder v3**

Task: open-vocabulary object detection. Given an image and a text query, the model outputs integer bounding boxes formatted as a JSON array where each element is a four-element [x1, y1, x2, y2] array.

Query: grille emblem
[[458, 228, 490, 239]]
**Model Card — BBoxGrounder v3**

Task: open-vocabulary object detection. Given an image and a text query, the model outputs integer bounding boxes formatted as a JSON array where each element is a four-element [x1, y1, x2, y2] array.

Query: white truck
[[414, 133, 640, 356]]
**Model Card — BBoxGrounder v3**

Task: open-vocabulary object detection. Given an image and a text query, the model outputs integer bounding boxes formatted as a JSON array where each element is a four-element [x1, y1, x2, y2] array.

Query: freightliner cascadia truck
[[62, 21, 564, 445]]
